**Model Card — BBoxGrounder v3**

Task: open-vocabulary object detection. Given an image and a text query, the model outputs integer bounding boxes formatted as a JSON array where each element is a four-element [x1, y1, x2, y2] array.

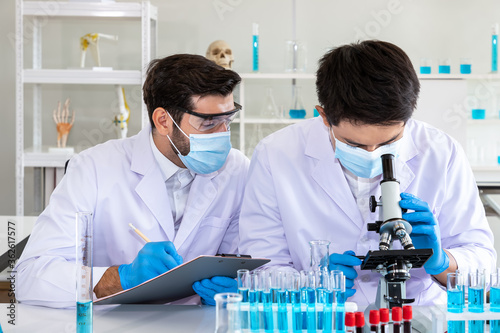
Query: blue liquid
[[469, 287, 484, 312], [239, 288, 249, 302], [447, 288, 464, 313], [439, 65, 451, 74], [277, 290, 288, 332], [249, 290, 260, 331], [335, 290, 346, 332], [420, 66, 431, 74], [253, 35, 259, 72], [239, 288, 250, 329], [271, 287, 279, 303], [491, 287, 500, 312], [472, 109, 486, 120], [77, 301, 92, 333], [290, 291, 302, 333], [302, 287, 316, 331], [469, 320, 484, 333], [323, 290, 334, 332], [289, 109, 306, 119], [497, 156, 500, 165], [262, 291, 274, 332], [460, 64, 471, 74], [447, 320, 465, 333], [314, 108, 319, 117], [493, 34, 498, 72], [491, 320, 500, 332]]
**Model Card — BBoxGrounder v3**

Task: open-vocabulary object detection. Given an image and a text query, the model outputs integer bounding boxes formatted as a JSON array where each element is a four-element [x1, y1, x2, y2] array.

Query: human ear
[[315, 105, 330, 127], [152, 107, 171, 136]]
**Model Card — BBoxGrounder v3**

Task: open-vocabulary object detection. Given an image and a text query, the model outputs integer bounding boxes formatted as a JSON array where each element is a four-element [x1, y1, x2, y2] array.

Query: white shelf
[[23, 147, 75, 168], [473, 166, 500, 183], [467, 119, 500, 125], [418, 73, 500, 80], [23, 1, 158, 20], [23, 69, 142, 85], [234, 117, 305, 124], [239, 73, 316, 80]]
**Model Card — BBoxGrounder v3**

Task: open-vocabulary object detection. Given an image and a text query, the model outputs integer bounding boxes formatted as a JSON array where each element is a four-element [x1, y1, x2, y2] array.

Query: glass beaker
[[285, 40, 307, 72], [289, 86, 306, 119], [260, 87, 280, 118], [76, 212, 93, 333], [215, 293, 243, 333], [309, 240, 330, 271], [447, 272, 465, 333]]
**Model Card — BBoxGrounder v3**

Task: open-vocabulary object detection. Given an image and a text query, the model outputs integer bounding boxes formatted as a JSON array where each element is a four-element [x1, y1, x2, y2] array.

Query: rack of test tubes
[[217, 268, 357, 332], [429, 269, 500, 333]]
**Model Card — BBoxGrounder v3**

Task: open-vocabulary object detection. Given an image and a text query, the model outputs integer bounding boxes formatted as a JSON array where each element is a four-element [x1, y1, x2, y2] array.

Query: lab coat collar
[[305, 118, 364, 230], [131, 125, 176, 241]]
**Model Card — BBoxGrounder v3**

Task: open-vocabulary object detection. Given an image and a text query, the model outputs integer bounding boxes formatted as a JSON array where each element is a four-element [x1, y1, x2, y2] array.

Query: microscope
[[360, 154, 433, 309]]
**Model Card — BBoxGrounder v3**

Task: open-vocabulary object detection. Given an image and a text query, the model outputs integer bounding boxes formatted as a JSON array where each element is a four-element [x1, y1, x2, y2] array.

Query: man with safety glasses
[[15, 54, 249, 307]]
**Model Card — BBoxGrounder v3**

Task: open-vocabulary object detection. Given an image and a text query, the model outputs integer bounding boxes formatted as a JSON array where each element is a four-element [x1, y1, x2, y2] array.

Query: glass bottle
[[289, 85, 306, 119], [309, 240, 330, 271]]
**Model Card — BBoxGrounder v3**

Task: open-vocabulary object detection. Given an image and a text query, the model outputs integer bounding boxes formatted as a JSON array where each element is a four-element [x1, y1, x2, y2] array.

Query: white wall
[[2, 0, 500, 215]]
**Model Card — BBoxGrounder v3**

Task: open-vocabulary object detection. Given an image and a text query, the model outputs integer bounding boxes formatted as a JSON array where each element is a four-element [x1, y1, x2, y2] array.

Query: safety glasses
[[170, 102, 242, 132]]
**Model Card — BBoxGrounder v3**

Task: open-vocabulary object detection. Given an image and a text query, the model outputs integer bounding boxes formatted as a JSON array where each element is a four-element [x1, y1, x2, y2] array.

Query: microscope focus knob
[[369, 195, 378, 213]]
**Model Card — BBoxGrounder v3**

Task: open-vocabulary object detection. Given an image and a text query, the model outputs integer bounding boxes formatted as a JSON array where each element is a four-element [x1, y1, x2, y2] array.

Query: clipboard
[[95, 255, 270, 305]]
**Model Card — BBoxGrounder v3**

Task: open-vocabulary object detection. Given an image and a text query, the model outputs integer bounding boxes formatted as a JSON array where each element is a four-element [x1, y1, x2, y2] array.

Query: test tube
[[447, 272, 465, 333], [315, 268, 329, 330], [260, 270, 274, 332], [332, 270, 346, 332], [276, 270, 288, 333], [491, 268, 500, 332], [249, 271, 261, 332], [287, 271, 302, 333], [469, 270, 485, 333], [215, 293, 243, 333], [237, 269, 250, 331], [305, 270, 316, 332], [322, 269, 334, 333], [76, 212, 93, 333]]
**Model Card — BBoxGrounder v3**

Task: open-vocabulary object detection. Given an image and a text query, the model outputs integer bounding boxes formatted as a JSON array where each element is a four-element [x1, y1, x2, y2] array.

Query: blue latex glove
[[399, 192, 450, 275], [192, 276, 238, 306], [118, 241, 183, 290], [328, 250, 363, 298]]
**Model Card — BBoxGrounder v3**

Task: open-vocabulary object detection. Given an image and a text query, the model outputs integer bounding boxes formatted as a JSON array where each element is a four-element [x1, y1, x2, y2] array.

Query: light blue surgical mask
[[167, 113, 231, 174], [331, 128, 402, 178]]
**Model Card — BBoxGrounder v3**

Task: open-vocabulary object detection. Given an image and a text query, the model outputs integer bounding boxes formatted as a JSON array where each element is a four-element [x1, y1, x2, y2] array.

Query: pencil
[[128, 223, 151, 243]]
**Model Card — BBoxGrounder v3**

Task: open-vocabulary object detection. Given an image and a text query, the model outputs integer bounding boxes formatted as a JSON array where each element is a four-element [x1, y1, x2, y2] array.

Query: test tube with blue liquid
[[314, 268, 330, 330], [310, 240, 330, 331], [469, 270, 485, 333], [237, 269, 250, 331], [276, 270, 288, 333], [304, 270, 316, 332], [249, 271, 261, 332], [447, 272, 465, 333], [322, 270, 335, 333], [288, 272, 302, 333], [76, 212, 93, 333], [260, 270, 274, 332], [332, 270, 346, 333], [491, 269, 500, 333]]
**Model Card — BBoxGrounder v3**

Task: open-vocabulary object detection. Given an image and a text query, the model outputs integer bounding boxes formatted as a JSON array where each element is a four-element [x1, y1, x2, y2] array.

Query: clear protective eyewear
[[170, 102, 241, 132]]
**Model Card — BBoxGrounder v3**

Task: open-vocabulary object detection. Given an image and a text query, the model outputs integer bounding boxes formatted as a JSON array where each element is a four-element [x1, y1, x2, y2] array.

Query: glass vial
[[76, 212, 93, 333], [215, 292, 243, 333], [493, 23, 498, 73], [309, 240, 330, 271], [252, 23, 259, 72]]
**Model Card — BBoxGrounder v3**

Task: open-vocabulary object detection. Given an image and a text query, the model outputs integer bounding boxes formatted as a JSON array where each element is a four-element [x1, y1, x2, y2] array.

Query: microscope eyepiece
[[381, 154, 397, 182]]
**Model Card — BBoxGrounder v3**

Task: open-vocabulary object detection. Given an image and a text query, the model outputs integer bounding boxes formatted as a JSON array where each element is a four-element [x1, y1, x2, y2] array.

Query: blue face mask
[[167, 114, 232, 174], [331, 129, 402, 178]]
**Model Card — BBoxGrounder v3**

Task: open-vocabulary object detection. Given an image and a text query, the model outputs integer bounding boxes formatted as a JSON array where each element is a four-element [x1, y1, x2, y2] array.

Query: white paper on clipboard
[[95, 255, 270, 305]]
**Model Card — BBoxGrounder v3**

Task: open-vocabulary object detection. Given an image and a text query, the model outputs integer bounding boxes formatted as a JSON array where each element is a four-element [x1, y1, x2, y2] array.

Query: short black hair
[[143, 54, 241, 128], [316, 40, 420, 126]]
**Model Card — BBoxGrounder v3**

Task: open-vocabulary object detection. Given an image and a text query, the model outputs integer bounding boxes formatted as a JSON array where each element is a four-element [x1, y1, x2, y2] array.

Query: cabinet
[[15, 0, 157, 215]]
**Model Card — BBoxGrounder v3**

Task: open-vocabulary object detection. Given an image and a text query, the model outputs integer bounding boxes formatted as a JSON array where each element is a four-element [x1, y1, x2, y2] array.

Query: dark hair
[[316, 40, 420, 126], [143, 54, 241, 128]]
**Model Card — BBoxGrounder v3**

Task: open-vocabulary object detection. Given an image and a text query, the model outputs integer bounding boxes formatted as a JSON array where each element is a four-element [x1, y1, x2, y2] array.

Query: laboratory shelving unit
[[15, 0, 157, 215], [236, 72, 500, 182]]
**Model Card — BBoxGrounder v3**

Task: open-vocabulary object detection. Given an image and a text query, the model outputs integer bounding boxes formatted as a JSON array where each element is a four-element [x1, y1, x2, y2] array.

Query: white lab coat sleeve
[[239, 142, 293, 267], [15, 153, 107, 308], [438, 141, 496, 275]]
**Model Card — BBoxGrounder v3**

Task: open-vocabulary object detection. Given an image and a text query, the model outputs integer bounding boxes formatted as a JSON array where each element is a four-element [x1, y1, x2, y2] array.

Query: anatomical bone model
[[53, 98, 75, 148], [205, 40, 234, 69], [113, 85, 131, 139], [80, 33, 118, 68]]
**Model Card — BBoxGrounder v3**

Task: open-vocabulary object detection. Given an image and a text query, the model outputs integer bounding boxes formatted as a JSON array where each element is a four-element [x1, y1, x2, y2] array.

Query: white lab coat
[[15, 125, 249, 308], [239, 117, 496, 306]]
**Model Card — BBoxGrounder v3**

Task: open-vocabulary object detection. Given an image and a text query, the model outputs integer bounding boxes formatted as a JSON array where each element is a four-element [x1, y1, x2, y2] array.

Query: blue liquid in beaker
[[439, 65, 451, 74], [447, 288, 464, 313], [472, 109, 486, 120], [468, 320, 484, 333], [469, 286, 484, 312], [289, 109, 306, 119], [447, 320, 465, 333], [420, 66, 431, 74], [460, 64, 471, 74], [77, 301, 92, 333]]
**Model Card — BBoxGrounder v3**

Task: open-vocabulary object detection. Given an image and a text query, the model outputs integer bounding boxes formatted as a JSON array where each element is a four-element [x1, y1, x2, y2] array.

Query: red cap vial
[[345, 312, 356, 327], [392, 307, 403, 321], [369, 310, 380, 325], [355, 311, 365, 327], [379, 308, 390, 323], [403, 305, 412, 320]]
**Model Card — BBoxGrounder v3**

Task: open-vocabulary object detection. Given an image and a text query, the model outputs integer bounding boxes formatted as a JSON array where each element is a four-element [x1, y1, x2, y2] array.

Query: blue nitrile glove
[[328, 250, 363, 298], [118, 241, 183, 290], [192, 276, 238, 306], [399, 192, 450, 276]]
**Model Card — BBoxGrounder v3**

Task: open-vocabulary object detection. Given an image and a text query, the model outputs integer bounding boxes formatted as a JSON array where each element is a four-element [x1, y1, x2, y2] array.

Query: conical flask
[[289, 85, 306, 119], [260, 87, 280, 118]]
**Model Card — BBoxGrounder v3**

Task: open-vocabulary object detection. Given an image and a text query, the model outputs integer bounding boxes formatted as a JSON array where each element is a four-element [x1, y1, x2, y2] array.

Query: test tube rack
[[429, 305, 500, 333]]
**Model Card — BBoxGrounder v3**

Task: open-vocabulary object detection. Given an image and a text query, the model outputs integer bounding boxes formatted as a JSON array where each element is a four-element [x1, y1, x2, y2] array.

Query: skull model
[[205, 40, 234, 69]]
